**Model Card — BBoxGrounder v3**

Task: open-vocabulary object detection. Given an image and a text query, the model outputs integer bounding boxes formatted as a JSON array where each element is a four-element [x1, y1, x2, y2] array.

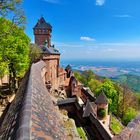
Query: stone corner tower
[[33, 17, 52, 47]]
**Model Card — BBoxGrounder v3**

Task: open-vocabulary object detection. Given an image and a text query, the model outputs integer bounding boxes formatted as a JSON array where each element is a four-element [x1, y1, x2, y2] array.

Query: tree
[[83, 70, 95, 83], [74, 71, 87, 85], [95, 79, 119, 114], [29, 43, 42, 63], [75, 70, 95, 86], [122, 107, 137, 125], [87, 79, 102, 93], [74, 70, 99, 93], [0, 0, 25, 26], [118, 85, 137, 118], [97, 108, 106, 118], [0, 17, 30, 92]]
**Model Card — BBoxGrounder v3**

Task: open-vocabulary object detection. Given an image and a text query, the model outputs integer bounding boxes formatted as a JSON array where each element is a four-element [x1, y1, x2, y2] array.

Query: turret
[[33, 17, 52, 47], [95, 92, 108, 119]]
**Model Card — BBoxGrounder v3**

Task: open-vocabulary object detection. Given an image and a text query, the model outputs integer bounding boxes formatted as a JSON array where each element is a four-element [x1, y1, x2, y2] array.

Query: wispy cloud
[[54, 41, 140, 59], [103, 48, 118, 52], [54, 42, 140, 49], [97, 43, 140, 46], [54, 42, 84, 48], [80, 36, 96, 41], [95, 0, 105, 6], [114, 14, 133, 18], [43, 0, 59, 4]]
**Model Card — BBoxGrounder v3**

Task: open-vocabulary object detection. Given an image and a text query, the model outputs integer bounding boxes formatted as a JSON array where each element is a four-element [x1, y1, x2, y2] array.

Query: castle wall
[[58, 72, 67, 87], [43, 54, 60, 89], [0, 61, 66, 140]]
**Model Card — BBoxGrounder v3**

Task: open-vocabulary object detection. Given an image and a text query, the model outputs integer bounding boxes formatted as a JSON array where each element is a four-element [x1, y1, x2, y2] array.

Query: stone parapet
[[0, 61, 66, 140]]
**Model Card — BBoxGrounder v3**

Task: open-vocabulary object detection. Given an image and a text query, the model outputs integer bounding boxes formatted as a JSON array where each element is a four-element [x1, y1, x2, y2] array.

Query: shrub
[[98, 108, 106, 118], [122, 107, 137, 125]]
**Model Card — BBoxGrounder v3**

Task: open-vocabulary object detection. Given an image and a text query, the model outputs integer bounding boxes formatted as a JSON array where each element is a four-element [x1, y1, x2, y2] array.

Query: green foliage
[[97, 108, 106, 118], [122, 107, 137, 125], [110, 115, 124, 134], [74, 70, 139, 126], [95, 80, 119, 114], [74, 71, 83, 82], [74, 70, 102, 93], [0, 17, 30, 75], [75, 70, 94, 85], [0, 0, 25, 26], [30, 43, 42, 63], [76, 127, 87, 140], [112, 74, 140, 93], [0, 17, 30, 90], [88, 79, 102, 92], [0, 59, 8, 78]]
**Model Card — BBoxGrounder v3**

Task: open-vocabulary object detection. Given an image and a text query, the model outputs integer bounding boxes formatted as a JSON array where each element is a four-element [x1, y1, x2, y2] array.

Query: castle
[[33, 17, 67, 89], [33, 16, 110, 127], [0, 16, 140, 140]]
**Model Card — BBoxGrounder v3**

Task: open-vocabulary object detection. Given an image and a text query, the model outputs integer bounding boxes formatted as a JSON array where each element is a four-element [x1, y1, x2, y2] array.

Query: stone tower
[[33, 17, 52, 47], [95, 92, 108, 120], [33, 17, 61, 89]]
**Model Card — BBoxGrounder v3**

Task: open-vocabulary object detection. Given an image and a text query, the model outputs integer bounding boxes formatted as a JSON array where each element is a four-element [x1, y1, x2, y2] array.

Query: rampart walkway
[[0, 61, 66, 140]]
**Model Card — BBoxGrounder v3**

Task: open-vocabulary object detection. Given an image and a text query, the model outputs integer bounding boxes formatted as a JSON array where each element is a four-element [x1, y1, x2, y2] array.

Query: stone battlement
[[0, 61, 66, 140]]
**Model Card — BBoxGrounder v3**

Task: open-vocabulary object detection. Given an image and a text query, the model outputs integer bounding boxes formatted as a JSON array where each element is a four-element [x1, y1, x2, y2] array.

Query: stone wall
[[0, 69, 30, 139], [0, 61, 66, 140], [35, 34, 51, 47], [43, 54, 60, 89], [90, 114, 112, 140]]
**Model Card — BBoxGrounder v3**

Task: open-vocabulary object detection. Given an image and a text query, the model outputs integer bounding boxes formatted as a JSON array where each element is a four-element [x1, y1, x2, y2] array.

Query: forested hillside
[[74, 70, 140, 129], [112, 74, 140, 93]]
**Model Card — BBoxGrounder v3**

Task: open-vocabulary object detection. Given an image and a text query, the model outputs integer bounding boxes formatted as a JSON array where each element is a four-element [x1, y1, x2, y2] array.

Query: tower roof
[[33, 17, 52, 31], [65, 65, 72, 70], [95, 92, 108, 104], [83, 100, 97, 118]]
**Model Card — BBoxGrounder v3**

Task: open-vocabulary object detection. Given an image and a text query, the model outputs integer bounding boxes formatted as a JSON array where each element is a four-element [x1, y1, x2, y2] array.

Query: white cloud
[[43, 0, 59, 4], [114, 14, 133, 18], [54, 41, 140, 59], [97, 43, 140, 46], [96, 0, 105, 6], [80, 36, 96, 41], [54, 42, 84, 48]]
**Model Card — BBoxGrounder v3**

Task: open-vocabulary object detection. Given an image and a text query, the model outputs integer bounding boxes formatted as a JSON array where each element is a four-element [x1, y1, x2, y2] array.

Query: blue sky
[[23, 0, 140, 60]]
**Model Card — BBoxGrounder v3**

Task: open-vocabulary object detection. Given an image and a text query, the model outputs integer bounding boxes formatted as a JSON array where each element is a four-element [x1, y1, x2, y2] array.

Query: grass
[[76, 126, 87, 140], [110, 115, 124, 135]]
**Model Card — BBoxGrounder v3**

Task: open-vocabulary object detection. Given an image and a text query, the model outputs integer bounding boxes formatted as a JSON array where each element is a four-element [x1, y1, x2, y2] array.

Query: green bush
[[122, 107, 137, 125], [98, 108, 106, 118], [110, 115, 124, 134]]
